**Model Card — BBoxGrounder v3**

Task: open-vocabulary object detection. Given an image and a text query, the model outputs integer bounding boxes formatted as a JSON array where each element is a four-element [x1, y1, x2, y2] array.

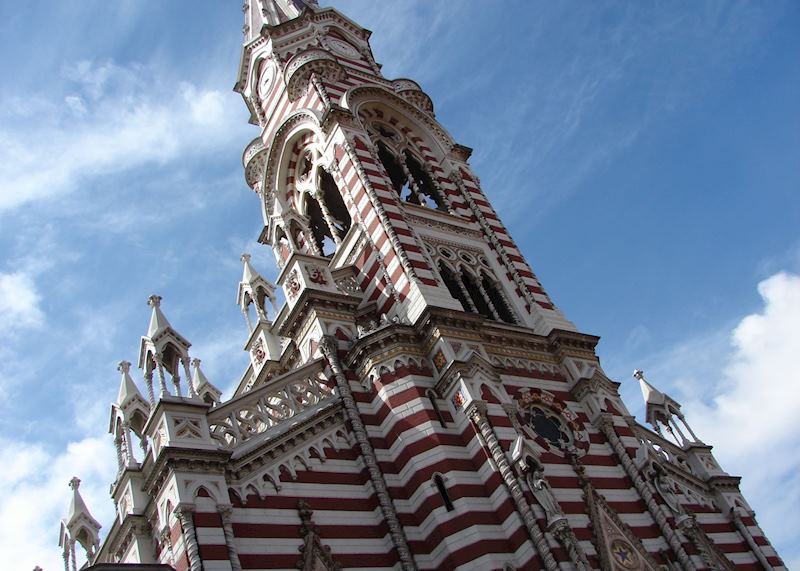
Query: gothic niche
[[293, 147, 352, 258], [370, 122, 448, 211]]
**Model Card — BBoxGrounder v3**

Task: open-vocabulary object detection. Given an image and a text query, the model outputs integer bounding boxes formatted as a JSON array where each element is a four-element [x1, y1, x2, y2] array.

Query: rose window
[[525, 406, 572, 448]]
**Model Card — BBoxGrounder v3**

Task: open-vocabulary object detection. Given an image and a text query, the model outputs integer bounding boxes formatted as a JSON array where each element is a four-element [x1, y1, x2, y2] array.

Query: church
[[58, 1, 785, 569]]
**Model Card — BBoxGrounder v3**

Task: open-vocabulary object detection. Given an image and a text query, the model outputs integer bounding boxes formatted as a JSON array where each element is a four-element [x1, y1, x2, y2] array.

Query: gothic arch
[[342, 86, 455, 159], [262, 110, 324, 206]]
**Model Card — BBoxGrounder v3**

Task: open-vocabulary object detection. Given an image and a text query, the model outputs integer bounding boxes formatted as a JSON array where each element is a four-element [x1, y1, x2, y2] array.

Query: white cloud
[[0, 435, 117, 571], [637, 271, 800, 564], [0, 271, 44, 333], [0, 59, 247, 213]]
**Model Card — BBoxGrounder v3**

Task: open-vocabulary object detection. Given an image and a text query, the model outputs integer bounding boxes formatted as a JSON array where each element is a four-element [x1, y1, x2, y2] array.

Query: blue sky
[[0, 1, 798, 569]]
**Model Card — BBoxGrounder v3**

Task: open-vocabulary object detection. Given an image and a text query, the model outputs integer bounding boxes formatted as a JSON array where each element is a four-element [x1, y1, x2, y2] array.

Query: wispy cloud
[[0, 59, 247, 213], [0, 271, 44, 334]]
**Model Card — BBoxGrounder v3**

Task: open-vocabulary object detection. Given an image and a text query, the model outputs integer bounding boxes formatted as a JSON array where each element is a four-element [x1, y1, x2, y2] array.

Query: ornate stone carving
[[286, 269, 302, 300], [207, 360, 334, 450], [305, 264, 328, 285]]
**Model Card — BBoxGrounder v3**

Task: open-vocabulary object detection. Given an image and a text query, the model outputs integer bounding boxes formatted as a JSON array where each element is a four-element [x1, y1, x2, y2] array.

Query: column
[[175, 504, 202, 571], [218, 504, 243, 571], [319, 336, 417, 571], [154, 354, 169, 398], [144, 370, 156, 407], [597, 414, 696, 570], [467, 401, 559, 571], [314, 190, 343, 245]]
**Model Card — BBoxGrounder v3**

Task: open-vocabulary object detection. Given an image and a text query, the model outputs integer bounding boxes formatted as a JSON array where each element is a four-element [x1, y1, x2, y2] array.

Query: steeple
[[59, 477, 101, 571], [633, 369, 702, 446], [139, 295, 195, 402]]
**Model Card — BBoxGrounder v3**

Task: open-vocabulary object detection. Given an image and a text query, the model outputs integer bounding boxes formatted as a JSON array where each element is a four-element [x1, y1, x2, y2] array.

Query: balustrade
[[207, 359, 334, 449]]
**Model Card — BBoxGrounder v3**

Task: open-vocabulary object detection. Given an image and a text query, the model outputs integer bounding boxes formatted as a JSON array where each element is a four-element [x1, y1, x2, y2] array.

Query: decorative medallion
[[286, 269, 301, 300], [251, 338, 266, 366], [452, 389, 465, 410], [432, 349, 447, 372], [610, 538, 639, 569], [306, 264, 328, 285], [327, 38, 360, 58]]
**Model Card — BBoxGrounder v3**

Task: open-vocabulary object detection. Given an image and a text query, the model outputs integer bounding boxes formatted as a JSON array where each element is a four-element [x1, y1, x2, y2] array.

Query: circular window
[[478, 256, 489, 268], [459, 252, 476, 264], [525, 406, 571, 448], [439, 247, 454, 259]]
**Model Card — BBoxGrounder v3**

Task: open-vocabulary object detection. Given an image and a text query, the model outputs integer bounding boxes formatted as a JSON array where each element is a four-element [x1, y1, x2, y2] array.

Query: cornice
[[143, 448, 231, 499]]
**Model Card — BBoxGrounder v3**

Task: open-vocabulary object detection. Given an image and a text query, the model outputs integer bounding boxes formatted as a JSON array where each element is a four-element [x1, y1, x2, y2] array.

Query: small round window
[[525, 406, 571, 448]]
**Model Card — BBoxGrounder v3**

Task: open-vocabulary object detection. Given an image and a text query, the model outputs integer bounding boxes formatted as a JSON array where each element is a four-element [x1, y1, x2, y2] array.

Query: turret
[[634, 369, 701, 447], [236, 254, 285, 380], [138, 295, 196, 402], [59, 477, 101, 571], [109, 361, 151, 472], [238, 253, 279, 330], [191, 358, 223, 405]]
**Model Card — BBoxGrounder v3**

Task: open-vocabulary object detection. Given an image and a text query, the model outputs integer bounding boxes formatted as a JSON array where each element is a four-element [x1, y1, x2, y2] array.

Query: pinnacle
[[146, 294, 172, 338]]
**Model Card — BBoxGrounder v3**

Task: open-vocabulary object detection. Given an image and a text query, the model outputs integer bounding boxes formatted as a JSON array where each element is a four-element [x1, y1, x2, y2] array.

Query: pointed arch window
[[291, 144, 354, 258], [431, 245, 517, 324], [373, 138, 448, 211], [319, 168, 351, 237]]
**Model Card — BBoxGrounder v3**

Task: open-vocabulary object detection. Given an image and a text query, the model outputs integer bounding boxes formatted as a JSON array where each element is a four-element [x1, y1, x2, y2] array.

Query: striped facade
[[83, 3, 785, 571]]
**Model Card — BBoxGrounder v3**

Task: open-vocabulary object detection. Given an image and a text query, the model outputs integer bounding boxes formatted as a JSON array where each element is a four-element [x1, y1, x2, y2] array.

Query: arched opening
[[319, 168, 351, 237], [289, 220, 306, 253], [306, 195, 336, 257], [275, 226, 291, 263], [482, 273, 515, 323], [434, 474, 454, 511], [377, 141, 409, 197], [438, 262, 469, 311], [404, 150, 445, 210], [461, 270, 493, 318]]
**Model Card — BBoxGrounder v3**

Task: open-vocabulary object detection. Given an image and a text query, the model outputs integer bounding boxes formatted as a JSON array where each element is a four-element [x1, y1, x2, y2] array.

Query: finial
[[118, 360, 131, 374], [241, 253, 252, 263], [191, 357, 202, 369], [147, 294, 162, 308], [69, 476, 81, 491], [633, 369, 645, 381]]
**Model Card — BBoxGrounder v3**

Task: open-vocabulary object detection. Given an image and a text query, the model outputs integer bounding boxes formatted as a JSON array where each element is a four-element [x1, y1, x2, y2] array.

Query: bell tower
[[70, 2, 786, 570], [236, 0, 575, 347]]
